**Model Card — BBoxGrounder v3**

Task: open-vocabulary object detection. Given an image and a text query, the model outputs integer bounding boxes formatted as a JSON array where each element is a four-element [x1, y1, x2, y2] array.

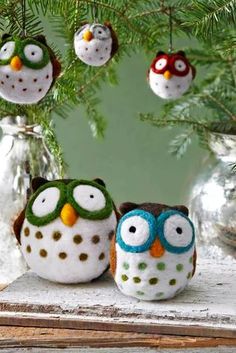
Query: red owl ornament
[[148, 50, 196, 99]]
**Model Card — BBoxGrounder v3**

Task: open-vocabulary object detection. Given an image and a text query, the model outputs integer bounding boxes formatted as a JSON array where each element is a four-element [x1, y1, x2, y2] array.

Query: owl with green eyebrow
[[14, 177, 118, 283], [0, 34, 61, 104]]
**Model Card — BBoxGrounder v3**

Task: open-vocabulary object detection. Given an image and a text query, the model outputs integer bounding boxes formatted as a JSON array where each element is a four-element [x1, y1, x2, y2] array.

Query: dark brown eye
[[129, 226, 136, 233]]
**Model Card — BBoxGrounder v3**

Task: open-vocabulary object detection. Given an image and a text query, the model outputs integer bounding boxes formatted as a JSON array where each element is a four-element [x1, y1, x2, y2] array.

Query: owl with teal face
[[0, 34, 61, 104], [14, 177, 117, 283]]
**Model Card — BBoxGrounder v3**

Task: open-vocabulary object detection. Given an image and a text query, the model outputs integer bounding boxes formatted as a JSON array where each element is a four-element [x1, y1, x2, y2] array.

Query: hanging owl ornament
[[0, 34, 61, 104], [111, 202, 196, 301], [14, 177, 117, 283], [148, 51, 196, 99], [74, 22, 118, 67]]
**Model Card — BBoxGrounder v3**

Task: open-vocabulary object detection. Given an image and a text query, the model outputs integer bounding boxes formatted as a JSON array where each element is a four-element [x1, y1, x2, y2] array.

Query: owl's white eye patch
[[76, 25, 90, 40], [155, 58, 167, 70], [92, 25, 110, 39], [0, 41, 15, 60], [24, 44, 43, 63], [73, 185, 106, 211], [174, 59, 186, 72], [120, 216, 150, 247], [163, 214, 193, 248], [32, 187, 60, 217]]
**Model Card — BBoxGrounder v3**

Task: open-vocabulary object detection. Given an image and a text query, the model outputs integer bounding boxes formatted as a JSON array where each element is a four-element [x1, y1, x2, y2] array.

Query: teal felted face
[[0, 36, 50, 69], [26, 181, 67, 226], [67, 180, 113, 220]]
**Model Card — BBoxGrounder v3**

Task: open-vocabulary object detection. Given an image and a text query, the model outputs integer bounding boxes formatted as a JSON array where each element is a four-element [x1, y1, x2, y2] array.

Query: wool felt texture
[[74, 22, 118, 67], [111, 201, 196, 301], [14, 177, 118, 284], [0, 34, 61, 104], [148, 51, 196, 100]]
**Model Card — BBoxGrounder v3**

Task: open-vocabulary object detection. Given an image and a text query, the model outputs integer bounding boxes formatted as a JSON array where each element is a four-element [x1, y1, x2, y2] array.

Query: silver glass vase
[[189, 132, 236, 260], [0, 116, 60, 284]]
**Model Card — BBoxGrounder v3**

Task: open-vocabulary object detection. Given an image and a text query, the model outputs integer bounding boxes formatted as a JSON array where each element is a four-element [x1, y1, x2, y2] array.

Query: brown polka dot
[[100, 57, 104, 60], [22, 88, 27, 91], [18, 78, 23, 82], [85, 48, 88, 51], [6, 75, 9, 78], [46, 74, 49, 79], [73, 234, 82, 244], [108, 230, 115, 240], [105, 47, 108, 50], [79, 253, 88, 261], [26, 245, 31, 253], [38, 88, 42, 92], [1, 81, 4, 85], [96, 48, 99, 52], [39, 249, 47, 258], [59, 252, 67, 259], [33, 78, 37, 82], [11, 85, 15, 89], [149, 277, 158, 285], [92, 235, 100, 244], [99, 252, 105, 260], [24, 227, 30, 237], [53, 231, 62, 241], [35, 231, 43, 239]]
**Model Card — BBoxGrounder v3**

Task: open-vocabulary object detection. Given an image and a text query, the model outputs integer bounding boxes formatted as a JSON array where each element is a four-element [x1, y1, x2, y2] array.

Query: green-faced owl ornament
[[110, 202, 196, 301], [14, 177, 118, 283], [0, 34, 61, 104]]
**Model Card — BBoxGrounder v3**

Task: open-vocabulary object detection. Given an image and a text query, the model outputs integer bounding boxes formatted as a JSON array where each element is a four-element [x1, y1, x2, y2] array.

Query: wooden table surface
[[0, 258, 235, 351]]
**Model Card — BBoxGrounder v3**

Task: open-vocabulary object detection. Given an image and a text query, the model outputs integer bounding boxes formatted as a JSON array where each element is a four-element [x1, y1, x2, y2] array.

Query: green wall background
[[54, 52, 207, 207]]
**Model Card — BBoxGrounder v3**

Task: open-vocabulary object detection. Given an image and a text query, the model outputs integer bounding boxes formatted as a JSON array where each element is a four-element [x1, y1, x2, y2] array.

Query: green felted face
[[26, 179, 114, 226], [0, 36, 50, 69]]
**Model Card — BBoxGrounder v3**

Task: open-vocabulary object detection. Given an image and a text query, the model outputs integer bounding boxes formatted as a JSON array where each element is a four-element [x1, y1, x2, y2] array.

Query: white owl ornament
[[111, 202, 196, 301], [74, 22, 118, 67], [14, 177, 118, 284], [0, 34, 61, 105]]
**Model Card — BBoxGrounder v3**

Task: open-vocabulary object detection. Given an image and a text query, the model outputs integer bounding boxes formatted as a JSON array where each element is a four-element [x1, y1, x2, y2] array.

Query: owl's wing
[[191, 65, 196, 79], [110, 234, 117, 277], [13, 208, 26, 245], [192, 247, 197, 277]]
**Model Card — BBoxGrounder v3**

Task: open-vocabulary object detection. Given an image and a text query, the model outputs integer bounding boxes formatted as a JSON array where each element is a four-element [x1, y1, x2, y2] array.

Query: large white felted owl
[[111, 202, 196, 301], [0, 34, 61, 104], [74, 22, 118, 67], [148, 51, 196, 99], [14, 177, 117, 284]]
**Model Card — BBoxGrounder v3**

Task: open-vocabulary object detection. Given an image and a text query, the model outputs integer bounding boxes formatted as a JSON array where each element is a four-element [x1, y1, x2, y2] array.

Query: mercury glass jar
[[189, 132, 236, 260], [0, 116, 60, 284]]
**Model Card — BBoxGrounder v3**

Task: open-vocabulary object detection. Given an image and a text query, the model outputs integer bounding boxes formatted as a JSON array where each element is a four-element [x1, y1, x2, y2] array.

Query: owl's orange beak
[[10, 56, 23, 71], [163, 70, 172, 80], [83, 30, 93, 42], [60, 203, 78, 227], [149, 238, 165, 258]]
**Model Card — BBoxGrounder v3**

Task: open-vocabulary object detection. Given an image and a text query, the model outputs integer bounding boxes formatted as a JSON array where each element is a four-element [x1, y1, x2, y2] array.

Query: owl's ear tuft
[[93, 178, 106, 188], [119, 202, 139, 215], [173, 205, 189, 216], [34, 35, 47, 45], [31, 177, 49, 192], [156, 51, 165, 57], [1, 33, 11, 41], [176, 50, 186, 57]]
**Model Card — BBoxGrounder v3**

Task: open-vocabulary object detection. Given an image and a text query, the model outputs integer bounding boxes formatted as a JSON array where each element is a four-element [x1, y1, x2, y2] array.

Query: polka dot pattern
[[133, 277, 141, 283], [39, 249, 47, 258], [24, 227, 30, 237], [149, 277, 158, 285], [157, 262, 166, 271], [122, 274, 128, 281], [59, 252, 67, 260], [73, 234, 82, 244], [92, 235, 100, 244], [53, 231, 62, 241], [99, 252, 105, 260], [79, 253, 88, 261], [26, 245, 31, 253], [123, 262, 129, 270], [138, 262, 147, 270], [176, 263, 183, 272], [35, 231, 43, 239]]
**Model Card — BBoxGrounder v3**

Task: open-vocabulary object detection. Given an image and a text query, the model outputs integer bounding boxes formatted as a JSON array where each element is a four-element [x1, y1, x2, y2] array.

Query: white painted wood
[[0, 258, 235, 338]]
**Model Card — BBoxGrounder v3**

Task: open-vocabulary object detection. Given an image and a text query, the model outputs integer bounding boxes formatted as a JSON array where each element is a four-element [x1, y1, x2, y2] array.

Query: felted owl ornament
[[0, 34, 61, 104], [148, 51, 196, 99], [14, 177, 117, 283], [110, 202, 196, 301], [74, 22, 118, 66]]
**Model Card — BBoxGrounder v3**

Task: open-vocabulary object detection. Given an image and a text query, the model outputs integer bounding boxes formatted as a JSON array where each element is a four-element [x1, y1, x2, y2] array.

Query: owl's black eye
[[129, 226, 136, 233], [42, 198, 46, 203], [176, 227, 182, 234], [98, 31, 102, 34], [31, 52, 35, 56], [90, 194, 94, 198]]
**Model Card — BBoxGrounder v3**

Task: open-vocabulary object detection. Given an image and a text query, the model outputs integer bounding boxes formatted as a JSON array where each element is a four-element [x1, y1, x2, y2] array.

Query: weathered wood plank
[[0, 259, 235, 338]]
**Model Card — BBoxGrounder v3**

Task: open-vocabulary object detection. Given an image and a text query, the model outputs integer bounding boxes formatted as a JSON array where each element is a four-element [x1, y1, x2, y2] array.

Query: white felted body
[[115, 244, 195, 301], [0, 62, 53, 104], [20, 211, 116, 283], [149, 69, 193, 99]]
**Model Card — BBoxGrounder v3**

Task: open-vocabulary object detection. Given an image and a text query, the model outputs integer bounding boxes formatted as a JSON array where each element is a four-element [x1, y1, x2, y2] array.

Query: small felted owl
[[111, 202, 196, 301], [14, 177, 117, 283], [0, 34, 61, 104], [74, 22, 118, 66], [148, 51, 196, 99]]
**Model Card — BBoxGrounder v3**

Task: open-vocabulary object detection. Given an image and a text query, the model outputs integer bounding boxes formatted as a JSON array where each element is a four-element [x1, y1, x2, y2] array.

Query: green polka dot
[[133, 276, 141, 283], [189, 256, 193, 264], [138, 262, 147, 270], [176, 263, 184, 272], [156, 292, 164, 298], [123, 262, 129, 270], [187, 272, 192, 279], [121, 274, 128, 282], [136, 291, 145, 296], [157, 262, 166, 271], [169, 279, 177, 286], [149, 277, 158, 285]]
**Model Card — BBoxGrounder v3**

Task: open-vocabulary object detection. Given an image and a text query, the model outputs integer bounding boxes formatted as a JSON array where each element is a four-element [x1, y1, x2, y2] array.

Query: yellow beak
[[163, 70, 172, 80], [83, 30, 93, 42], [10, 56, 23, 71], [60, 203, 78, 227], [149, 238, 165, 258]]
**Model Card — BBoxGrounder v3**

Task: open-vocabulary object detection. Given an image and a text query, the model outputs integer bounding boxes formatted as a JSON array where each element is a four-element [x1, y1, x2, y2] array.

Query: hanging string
[[168, 6, 173, 53], [92, 0, 98, 23], [21, 0, 26, 37]]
